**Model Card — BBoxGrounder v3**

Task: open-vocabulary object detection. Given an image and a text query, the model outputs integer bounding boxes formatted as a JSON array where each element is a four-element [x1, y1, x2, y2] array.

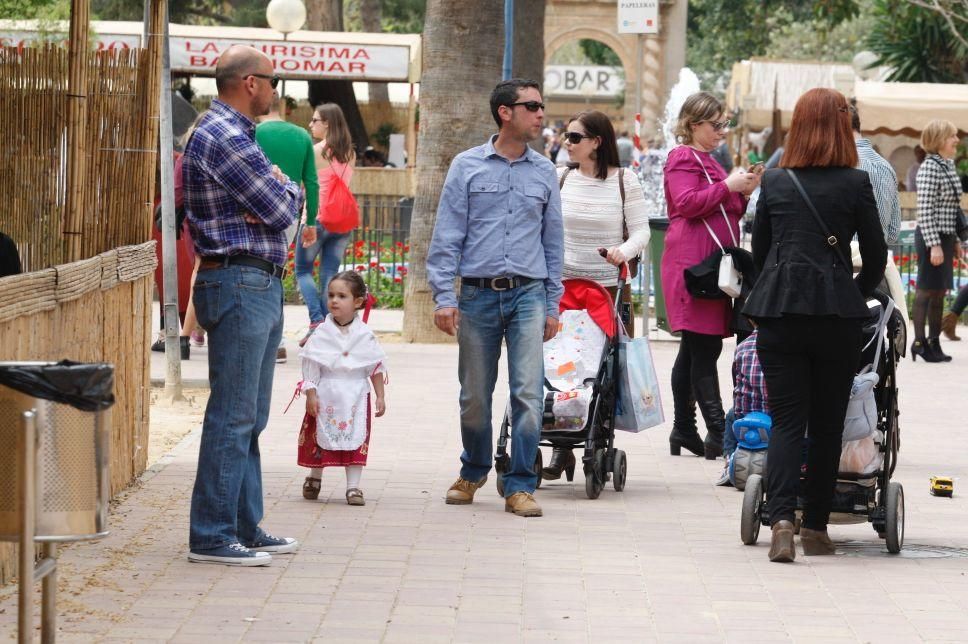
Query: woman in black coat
[[743, 88, 887, 563]]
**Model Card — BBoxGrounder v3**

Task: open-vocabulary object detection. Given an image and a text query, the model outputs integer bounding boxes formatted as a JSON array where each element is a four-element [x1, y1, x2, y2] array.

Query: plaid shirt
[[183, 99, 304, 266], [856, 139, 900, 243], [916, 154, 964, 248], [733, 330, 768, 418]]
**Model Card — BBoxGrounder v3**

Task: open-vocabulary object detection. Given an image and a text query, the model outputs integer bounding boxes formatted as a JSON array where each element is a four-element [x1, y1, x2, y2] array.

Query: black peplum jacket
[[743, 166, 888, 320]]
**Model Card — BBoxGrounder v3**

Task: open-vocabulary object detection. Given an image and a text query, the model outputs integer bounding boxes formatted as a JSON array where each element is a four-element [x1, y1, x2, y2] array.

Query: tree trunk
[[512, 0, 546, 154], [402, 0, 504, 343], [305, 0, 369, 153], [360, 0, 390, 104]]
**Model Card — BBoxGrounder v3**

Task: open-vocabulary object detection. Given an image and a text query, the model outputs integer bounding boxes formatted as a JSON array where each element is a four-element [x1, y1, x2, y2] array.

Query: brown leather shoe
[[302, 477, 321, 500], [445, 476, 487, 505], [799, 527, 836, 555], [942, 312, 961, 341], [769, 520, 796, 563], [504, 491, 543, 517]]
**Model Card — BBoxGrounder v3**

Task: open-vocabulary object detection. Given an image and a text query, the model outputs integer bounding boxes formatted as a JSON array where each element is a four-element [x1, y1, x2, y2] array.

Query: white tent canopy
[[855, 79, 968, 136]]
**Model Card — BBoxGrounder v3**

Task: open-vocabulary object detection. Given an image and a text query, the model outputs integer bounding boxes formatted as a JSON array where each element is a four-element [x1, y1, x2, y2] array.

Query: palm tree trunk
[[402, 0, 504, 343], [360, 0, 390, 104], [305, 0, 369, 152], [513, 0, 546, 154]]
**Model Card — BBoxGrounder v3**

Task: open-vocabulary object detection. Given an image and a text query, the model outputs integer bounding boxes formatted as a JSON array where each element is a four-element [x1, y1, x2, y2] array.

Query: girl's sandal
[[302, 477, 321, 500], [345, 488, 365, 506]]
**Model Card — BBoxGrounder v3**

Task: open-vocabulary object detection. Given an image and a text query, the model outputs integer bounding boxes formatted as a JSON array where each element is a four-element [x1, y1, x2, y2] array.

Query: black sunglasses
[[247, 73, 281, 89], [505, 100, 545, 112], [563, 132, 594, 145], [702, 119, 733, 131]]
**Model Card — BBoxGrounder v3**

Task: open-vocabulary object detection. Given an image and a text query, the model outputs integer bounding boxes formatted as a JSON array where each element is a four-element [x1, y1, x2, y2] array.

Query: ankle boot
[[927, 337, 952, 362], [799, 527, 836, 555], [941, 311, 961, 341], [541, 448, 576, 481], [769, 520, 796, 562], [669, 391, 704, 457], [911, 339, 944, 363], [694, 376, 725, 460]]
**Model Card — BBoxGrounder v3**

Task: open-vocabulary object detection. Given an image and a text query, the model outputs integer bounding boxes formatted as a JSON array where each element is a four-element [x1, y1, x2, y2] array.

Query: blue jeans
[[724, 408, 736, 455], [189, 265, 283, 550], [456, 280, 546, 497], [295, 224, 350, 323]]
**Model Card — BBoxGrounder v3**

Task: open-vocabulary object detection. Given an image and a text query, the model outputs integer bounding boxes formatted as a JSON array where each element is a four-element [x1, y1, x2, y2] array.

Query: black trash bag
[[0, 360, 115, 412]]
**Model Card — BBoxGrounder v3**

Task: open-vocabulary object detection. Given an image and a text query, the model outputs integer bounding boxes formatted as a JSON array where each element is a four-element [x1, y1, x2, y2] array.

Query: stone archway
[[545, 0, 686, 138]]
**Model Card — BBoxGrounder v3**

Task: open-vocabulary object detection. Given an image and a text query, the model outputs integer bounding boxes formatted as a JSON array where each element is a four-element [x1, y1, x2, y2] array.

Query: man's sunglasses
[[563, 132, 594, 145], [505, 101, 545, 112], [247, 73, 281, 89]]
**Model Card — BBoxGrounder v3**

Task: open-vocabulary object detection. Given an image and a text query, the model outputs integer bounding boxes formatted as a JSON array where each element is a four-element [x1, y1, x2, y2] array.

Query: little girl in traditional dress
[[298, 270, 387, 506]]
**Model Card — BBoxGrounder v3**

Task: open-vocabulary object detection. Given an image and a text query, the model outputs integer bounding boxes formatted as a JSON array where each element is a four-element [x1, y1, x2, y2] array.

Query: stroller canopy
[[559, 279, 619, 340]]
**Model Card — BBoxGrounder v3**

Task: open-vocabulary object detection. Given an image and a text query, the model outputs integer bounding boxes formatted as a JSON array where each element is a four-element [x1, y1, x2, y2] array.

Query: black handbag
[[684, 250, 729, 299]]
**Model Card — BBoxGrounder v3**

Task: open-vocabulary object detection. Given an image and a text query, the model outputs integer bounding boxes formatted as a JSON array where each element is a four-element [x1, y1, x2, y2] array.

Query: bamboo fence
[[0, 25, 162, 584]]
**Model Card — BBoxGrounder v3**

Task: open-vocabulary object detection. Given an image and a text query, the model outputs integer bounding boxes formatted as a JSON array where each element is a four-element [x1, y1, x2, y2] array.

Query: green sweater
[[255, 120, 320, 225]]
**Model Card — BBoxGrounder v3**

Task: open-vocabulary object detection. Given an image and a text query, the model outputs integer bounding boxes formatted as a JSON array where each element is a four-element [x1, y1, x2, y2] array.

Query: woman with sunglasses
[[662, 92, 760, 460], [540, 110, 650, 482], [296, 103, 357, 343]]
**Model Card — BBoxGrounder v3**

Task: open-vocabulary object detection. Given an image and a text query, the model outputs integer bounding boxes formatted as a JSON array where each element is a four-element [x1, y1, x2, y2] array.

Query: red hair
[[780, 88, 858, 169]]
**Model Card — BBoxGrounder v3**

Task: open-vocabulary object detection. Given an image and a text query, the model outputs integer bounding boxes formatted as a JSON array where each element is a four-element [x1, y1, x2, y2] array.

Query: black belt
[[463, 276, 535, 291], [199, 254, 285, 278]]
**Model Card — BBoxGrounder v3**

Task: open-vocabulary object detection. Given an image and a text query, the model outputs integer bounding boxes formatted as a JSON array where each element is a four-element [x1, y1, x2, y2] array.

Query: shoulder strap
[[689, 148, 738, 248], [784, 169, 852, 269], [558, 166, 572, 189], [618, 168, 629, 242]]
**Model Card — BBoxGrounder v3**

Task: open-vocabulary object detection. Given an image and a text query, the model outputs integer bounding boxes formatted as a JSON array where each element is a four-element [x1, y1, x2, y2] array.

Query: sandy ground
[[147, 387, 209, 468]]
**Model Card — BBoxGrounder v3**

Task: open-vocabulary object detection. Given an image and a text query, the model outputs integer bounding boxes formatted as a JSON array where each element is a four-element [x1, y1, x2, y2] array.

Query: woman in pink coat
[[661, 92, 760, 459]]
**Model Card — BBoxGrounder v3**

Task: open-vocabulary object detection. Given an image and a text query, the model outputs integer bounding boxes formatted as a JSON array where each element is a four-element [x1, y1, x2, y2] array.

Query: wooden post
[[63, 0, 91, 262]]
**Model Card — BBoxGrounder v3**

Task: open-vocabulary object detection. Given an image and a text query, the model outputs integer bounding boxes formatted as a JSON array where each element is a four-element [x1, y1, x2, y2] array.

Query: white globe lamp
[[266, 0, 306, 102], [266, 0, 306, 34]]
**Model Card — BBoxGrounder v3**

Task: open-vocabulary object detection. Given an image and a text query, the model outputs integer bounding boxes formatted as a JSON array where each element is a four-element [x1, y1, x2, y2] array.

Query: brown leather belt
[[463, 276, 535, 291], [198, 254, 285, 278]]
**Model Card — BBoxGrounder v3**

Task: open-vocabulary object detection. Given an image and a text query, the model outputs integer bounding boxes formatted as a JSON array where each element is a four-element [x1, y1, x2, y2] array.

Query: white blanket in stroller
[[543, 310, 607, 430]]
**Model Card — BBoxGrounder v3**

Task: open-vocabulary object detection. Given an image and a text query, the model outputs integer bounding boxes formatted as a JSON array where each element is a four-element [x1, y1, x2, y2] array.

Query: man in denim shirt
[[428, 79, 564, 517], [184, 46, 303, 566]]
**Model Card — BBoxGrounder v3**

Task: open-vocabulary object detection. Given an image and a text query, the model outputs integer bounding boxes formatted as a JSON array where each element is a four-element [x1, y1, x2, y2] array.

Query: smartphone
[[749, 162, 765, 176]]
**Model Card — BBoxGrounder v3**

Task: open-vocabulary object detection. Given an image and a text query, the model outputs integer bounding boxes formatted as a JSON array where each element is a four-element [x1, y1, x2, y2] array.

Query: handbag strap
[[689, 149, 738, 250], [784, 169, 852, 269], [859, 297, 894, 375]]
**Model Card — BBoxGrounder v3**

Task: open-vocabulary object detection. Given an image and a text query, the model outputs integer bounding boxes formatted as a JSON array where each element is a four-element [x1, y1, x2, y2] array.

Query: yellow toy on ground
[[930, 476, 953, 497]]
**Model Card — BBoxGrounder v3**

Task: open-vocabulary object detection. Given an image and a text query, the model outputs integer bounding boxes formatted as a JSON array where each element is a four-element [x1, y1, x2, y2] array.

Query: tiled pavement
[[2, 306, 968, 643]]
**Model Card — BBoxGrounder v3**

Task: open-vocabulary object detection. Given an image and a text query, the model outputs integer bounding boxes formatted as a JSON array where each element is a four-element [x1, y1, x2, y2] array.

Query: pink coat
[[660, 145, 746, 337]]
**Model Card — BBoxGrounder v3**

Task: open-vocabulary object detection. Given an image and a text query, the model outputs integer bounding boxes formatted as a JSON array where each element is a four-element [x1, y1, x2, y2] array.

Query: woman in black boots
[[911, 119, 963, 363], [743, 89, 886, 562]]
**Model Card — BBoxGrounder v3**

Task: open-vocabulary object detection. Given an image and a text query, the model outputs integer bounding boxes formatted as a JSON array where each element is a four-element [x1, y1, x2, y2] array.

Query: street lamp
[[266, 0, 306, 106]]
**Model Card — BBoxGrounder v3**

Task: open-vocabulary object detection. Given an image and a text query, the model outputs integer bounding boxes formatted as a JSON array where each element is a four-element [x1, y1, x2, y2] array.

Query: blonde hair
[[920, 119, 957, 154], [674, 92, 725, 144]]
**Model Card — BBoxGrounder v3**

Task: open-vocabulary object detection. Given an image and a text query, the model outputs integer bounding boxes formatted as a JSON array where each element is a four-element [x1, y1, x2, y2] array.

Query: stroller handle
[[597, 247, 629, 283]]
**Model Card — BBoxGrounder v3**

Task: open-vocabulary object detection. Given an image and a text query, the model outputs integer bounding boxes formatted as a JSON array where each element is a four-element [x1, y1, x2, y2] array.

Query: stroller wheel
[[494, 454, 508, 497], [884, 481, 904, 553], [612, 450, 627, 492], [584, 449, 606, 499], [741, 473, 764, 545]]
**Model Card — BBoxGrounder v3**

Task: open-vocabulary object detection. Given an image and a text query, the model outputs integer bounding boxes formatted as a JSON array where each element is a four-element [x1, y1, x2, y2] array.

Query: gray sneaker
[[188, 542, 272, 566], [244, 531, 299, 554]]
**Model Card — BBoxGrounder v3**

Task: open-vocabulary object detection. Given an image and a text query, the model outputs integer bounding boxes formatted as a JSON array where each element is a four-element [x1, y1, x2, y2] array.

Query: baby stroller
[[740, 290, 905, 552], [494, 260, 630, 500]]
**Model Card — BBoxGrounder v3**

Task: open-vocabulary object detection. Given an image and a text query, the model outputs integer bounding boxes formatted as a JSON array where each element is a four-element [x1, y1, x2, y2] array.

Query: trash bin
[[0, 361, 113, 542], [648, 218, 671, 333]]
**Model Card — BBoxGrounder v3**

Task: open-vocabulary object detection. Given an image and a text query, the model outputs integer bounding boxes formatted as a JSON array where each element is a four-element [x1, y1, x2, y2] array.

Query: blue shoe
[[243, 531, 299, 554], [187, 542, 272, 566]]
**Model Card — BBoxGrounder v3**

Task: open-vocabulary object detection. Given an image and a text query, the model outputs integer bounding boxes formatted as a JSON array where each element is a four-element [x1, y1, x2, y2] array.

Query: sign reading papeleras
[[544, 65, 625, 98], [172, 38, 410, 80], [617, 0, 660, 34]]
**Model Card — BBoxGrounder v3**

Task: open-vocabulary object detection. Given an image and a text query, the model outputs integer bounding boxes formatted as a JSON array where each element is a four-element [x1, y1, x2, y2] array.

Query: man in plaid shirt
[[717, 329, 770, 485], [185, 45, 304, 567]]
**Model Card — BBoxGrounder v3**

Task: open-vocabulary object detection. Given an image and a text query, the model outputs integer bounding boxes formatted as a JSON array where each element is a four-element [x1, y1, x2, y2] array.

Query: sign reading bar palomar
[[172, 38, 410, 80], [0, 29, 411, 81], [617, 0, 660, 35]]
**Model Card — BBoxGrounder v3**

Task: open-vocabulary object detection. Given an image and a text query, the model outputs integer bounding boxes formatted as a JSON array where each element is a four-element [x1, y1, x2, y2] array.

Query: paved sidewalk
[[2, 309, 968, 643]]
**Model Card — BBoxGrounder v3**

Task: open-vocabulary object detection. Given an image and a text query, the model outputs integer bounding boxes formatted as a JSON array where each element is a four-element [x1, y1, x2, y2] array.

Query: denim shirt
[[427, 135, 564, 317]]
